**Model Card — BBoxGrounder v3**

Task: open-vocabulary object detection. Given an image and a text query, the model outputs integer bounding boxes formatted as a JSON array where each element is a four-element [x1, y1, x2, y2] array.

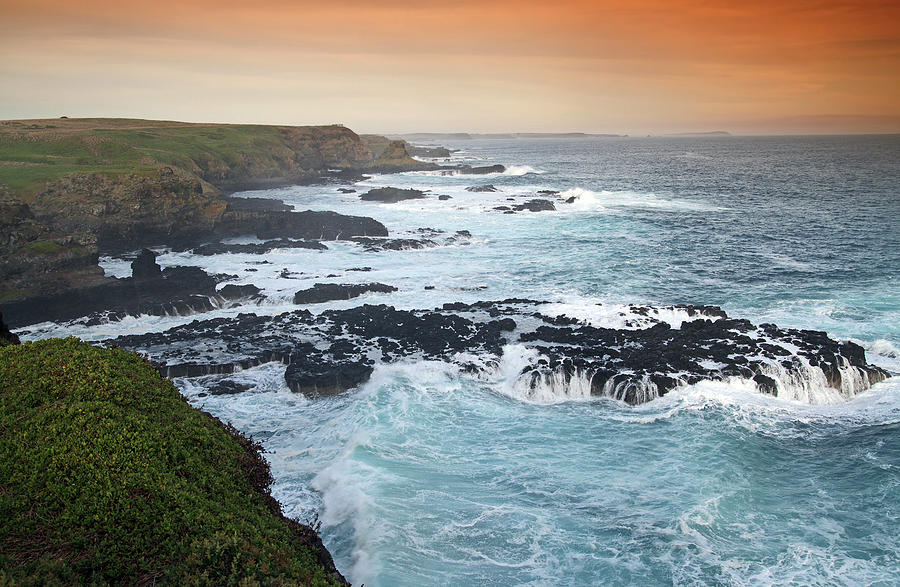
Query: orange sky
[[2, 0, 899, 133]]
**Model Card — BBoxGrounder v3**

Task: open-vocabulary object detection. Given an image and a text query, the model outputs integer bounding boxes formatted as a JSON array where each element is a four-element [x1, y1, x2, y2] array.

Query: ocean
[[20, 135, 900, 585]]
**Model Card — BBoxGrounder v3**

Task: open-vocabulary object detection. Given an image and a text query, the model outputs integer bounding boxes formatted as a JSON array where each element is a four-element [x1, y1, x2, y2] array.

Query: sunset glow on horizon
[[2, 0, 899, 134]]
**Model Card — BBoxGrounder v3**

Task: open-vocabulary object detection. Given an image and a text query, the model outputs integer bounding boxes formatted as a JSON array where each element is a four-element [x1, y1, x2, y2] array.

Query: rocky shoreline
[[90, 299, 887, 405]]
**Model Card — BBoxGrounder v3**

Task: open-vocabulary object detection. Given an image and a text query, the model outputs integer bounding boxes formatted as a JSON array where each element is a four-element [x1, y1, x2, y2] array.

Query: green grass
[[0, 123, 312, 200], [22, 240, 64, 255], [0, 338, 344, 586]]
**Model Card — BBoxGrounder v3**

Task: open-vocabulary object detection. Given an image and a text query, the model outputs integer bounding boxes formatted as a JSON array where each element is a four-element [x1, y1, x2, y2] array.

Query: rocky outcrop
[[367, 140, 441, 173], [107, 300, 890, 405], [214, 208, 388, 242], [0, 312, 19, 345], [466, 184, 499, 192], [285, 350, 374, 396], [0, 199, 105, 300], [349, 230, 472, 252], [131, 248, 162, 279], [455, 164, 506, 175], [359, 187, 426, 203], [0, 265, 240, 328], [189, 239, 328, 256], [293, 283, 397, 304], [406, 145, 454, 158], [494, 199, 556, 213], [32, 167, 227, 252]]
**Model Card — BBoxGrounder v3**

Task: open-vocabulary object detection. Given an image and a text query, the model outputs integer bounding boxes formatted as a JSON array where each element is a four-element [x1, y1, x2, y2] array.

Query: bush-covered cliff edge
[[0, 336, 348, 585], [0, 118, 434, 303]]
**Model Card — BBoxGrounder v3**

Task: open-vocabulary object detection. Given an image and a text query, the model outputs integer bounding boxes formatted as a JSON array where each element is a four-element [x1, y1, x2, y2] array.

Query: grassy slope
[[0, 338, 345, 586], [0, 118, 362, 200]]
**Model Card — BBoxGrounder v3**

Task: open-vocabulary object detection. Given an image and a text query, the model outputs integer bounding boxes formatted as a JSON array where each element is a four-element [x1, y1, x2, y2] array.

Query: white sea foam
[[312, 453, 380, 585], [479, 345, 593, 403], [540, 300, 722, 330], [502, 165, 545, 176], [560, 187, 724, 212], [866, 339, 900, 359]]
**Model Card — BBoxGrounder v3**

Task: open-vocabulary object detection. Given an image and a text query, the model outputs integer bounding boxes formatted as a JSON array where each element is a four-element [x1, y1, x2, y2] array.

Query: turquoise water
[[28, 135, 900, 585]]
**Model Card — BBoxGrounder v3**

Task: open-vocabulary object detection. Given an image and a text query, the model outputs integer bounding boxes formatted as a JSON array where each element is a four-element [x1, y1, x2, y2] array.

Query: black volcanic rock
[[360, 187, 426, 203], [466, 184, 499, 193], [337, 188, 356, 193], [0, 265, 231, 327], [191, 239, 327, 255], [438, 195, 452, 200], [293, 283, 397, 304], [224, 197, 293, 212], [106, 301, 890, 404], [285, 355, 374, 397], [406, 145, 454, 158], [218, 284, 263, 300], [218, 210, 388, 241], [0, 313, 20, 346], [131, 248, 162, 279], [455, 164, 506, 175], [350, 237, 436, 251], [513, 199, 556, 212]]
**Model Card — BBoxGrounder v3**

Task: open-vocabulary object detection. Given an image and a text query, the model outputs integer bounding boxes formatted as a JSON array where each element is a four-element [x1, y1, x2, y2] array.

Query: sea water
[[22, 135, 900, 585]]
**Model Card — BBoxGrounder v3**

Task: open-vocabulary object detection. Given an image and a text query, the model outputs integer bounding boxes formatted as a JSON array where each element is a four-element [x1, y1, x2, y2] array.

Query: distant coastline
[[389, 132, 628, 141]]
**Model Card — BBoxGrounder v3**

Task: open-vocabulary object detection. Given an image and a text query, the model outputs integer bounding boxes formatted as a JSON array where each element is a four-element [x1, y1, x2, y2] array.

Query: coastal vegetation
[[0, 337, 347, 585]]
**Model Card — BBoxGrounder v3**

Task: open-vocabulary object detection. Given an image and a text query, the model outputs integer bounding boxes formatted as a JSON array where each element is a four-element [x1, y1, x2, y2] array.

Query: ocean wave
[[864, 338, 900, 359], [471, 342, 892, 409], [502, 165, 546, 176], [560, 187, 725, 212]]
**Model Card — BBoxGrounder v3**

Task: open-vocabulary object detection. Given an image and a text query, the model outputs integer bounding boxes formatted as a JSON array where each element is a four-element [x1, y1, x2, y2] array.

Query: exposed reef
[[106, 300, 889, 406], [0, 249, 262, 327], [360, 187, 426, 203], [293, 282, 398, 304]]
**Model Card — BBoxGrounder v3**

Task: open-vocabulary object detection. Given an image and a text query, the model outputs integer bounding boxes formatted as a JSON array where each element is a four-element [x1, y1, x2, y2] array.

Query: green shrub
[[0, 338, 344, 586]]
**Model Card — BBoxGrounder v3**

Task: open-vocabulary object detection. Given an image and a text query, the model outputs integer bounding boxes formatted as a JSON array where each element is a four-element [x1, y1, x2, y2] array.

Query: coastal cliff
[[0, 118, 426, 302]]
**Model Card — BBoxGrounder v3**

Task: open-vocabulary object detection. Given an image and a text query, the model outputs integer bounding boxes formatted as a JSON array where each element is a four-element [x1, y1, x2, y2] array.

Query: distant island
[[663, 131, 732, 136], [388, 132, 627, 141]]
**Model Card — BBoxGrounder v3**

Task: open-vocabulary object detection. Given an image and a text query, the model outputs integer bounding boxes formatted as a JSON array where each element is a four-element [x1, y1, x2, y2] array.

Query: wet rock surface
[[454, 164, 506, 175], [189, 239, 328, 256], [0, 312, 20, 345], [349, 229, 471, 252], [131, 248, 162, 279], [293, 283, 397, 304], [0, 264, 258, 328], [494, 199, 556, 213], [466, 184, 499, 193], [105, 301, 889, 405], [359, 187, 426, 203]]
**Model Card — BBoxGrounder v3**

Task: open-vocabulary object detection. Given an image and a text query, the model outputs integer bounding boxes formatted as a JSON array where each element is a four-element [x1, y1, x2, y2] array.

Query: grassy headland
[[0, 118, 432, 304], [0, 118, 375, 200], [0, 337, 347, 585]]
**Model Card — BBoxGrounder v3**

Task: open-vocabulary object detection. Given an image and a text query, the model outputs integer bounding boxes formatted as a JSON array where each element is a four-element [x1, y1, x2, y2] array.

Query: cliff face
[[0, 200, 104, 299], [0, 118, 413, 302], [32, 167, 226, 250], [370, 139, 441, 172], [360, 134, 442, 172]]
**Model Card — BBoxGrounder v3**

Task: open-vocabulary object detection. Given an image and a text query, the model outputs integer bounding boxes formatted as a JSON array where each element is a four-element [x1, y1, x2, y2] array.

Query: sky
[[1, 0, 899, 134]]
